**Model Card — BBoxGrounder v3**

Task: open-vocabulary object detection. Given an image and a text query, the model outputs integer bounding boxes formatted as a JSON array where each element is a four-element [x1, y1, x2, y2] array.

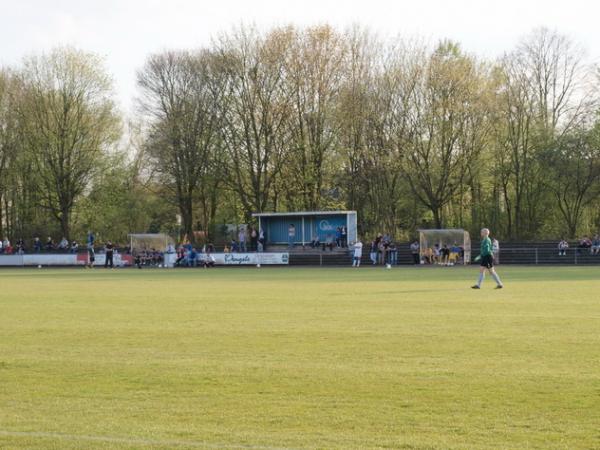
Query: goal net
[[129, 233, 175, 254], [418, 229, 471, 264]]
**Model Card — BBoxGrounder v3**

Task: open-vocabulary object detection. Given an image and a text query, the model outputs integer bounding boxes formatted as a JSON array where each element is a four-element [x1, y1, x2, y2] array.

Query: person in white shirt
[[492, 238, 500, 264], [558, 239, 569, 256], [352, 239, 363, 267]]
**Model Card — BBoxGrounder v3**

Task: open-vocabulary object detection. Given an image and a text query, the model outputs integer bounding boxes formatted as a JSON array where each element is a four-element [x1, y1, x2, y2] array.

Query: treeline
[[1, 25, 600, 245]]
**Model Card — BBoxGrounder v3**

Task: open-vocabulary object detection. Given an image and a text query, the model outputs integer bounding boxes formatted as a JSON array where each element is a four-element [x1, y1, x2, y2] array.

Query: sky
[[2, 0, 599, 114]]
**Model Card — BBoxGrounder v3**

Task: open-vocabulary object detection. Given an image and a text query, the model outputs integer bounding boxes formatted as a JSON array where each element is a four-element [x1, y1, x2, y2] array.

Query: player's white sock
[[491, 272, 503, 287], [477, 273, 485, 287]]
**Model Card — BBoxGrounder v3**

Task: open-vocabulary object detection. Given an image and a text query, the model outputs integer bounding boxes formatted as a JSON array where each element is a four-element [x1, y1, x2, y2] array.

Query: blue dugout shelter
[[252, 211, 358, 247]]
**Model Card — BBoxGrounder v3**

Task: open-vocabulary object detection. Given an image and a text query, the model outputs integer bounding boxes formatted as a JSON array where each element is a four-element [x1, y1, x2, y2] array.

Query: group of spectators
[[409, 239, 498, 266], [225, 226, 265, 253], [310, 226, 349, 251], [0, 236, 73, 254], [411, 241, 469, 265], [0, 235, 86, 255], [559, 234, 600, 255], [174, 243, 216, 268], [366, 234, 398, 265]]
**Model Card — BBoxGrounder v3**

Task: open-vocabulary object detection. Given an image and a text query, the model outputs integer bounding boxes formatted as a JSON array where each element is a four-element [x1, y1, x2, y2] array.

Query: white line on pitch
[[0, 430, 295, 449]]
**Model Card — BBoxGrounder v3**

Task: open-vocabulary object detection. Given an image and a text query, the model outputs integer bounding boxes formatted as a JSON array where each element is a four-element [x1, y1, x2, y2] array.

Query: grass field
[[0, 266, 599, 449]]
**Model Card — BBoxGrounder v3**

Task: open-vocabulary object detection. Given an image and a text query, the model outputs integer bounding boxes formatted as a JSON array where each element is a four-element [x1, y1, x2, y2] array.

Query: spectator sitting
[[175, 246, 186, 266], [187, 247, 197, 267], [58, 237, 69, 252], [450, 243, 461, 263], [2, 238, 12, 255], [33, 236, 42, 253], [322, 234, 334, 251], [70, 241, 79, 254], [424, 247, 434, 264], [45, 236, 54, 252], [578, 236, 592, 254], [592, 234, 600, 255], [203, 253, 216, 268], [558, 239, 569, 256], [230, 239, 239, 253], [433, 244, 441, 264], [310, 234, 320, 248], [223, 245, 230, 253], [16, 238, 25, 254], [441, 244, 450, 265]]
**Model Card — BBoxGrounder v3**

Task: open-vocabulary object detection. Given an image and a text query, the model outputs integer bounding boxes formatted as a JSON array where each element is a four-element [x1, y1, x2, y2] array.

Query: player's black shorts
[[480, 254, 494, 269]]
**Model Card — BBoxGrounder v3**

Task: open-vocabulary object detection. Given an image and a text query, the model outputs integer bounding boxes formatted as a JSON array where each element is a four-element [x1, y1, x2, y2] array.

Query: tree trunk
[[60, 207, 70, 241]]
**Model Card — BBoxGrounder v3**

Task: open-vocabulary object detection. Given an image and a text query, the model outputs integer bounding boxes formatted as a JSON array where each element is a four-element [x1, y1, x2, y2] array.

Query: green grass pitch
[[0, 266, 599, 449]]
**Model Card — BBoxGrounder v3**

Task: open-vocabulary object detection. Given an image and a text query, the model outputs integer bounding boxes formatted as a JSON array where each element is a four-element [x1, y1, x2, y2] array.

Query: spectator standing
[[388, 242, 398, 266], [335, 227, 342, 247], [370, 239, 378, 265], [341, 226, 347, 248], [58, 237, 69, 252], [238, 227, 247, 252], [87, 231, 95, 249], [352, 239, 363, 267], [410, 240, 420, 265], [288, 224, 296, 248], [104, 241, 114, 268], [492, 238, 500, 264], [258, 229, 265, 252], [86, 231, 95, 268], [249, 226, 257, 252]]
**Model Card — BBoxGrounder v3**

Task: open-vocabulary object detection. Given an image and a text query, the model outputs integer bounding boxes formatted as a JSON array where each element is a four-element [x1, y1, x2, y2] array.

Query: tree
[[284, 25, 346, 210], [18, 47, 120, 239], [403, 41, 486, 228], [541, 126, 600, 237], [0, 69, 20, 238], [216, 26, 294, 217], [494, 28, 596, 238], [138, 50, 226, 242]]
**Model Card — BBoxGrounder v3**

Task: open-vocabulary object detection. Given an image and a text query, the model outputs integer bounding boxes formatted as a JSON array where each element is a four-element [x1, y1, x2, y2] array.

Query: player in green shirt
[[472, 228, 503, 289]]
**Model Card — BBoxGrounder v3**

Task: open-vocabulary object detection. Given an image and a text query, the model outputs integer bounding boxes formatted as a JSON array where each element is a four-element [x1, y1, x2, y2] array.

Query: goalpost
[[418, 229, 471, 265]]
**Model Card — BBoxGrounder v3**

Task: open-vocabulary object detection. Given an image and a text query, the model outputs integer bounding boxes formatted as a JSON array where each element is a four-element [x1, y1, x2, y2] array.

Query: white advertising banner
[[24, 254, 78, 266], [0, 252, 288, 267], [211, 252, 289, 265], [0, 255, 25, 266]]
